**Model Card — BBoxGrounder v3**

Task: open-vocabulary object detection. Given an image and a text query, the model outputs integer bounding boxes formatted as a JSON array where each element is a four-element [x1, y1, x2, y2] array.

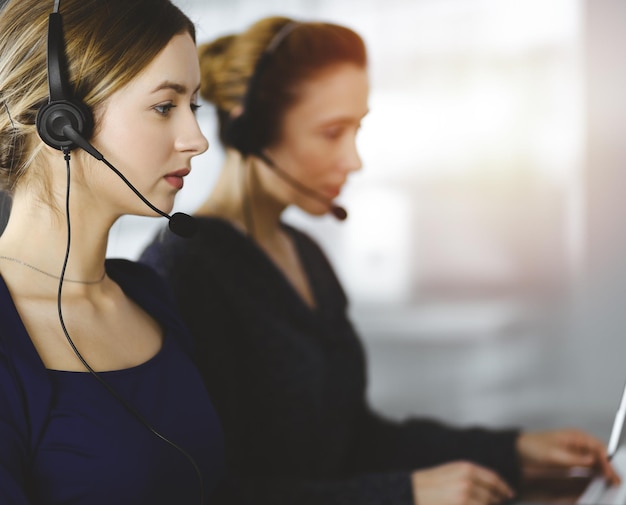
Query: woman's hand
[[517, 429, 621, 485], [411, 461, 515, 505]]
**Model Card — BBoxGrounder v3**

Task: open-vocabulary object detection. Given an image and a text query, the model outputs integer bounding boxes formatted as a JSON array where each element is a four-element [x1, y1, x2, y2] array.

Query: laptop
[[577, 381, 626, 504]]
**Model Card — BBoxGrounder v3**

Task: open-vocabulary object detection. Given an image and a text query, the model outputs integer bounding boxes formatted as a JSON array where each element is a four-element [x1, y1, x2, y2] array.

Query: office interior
[[1, 0, 625, 444]]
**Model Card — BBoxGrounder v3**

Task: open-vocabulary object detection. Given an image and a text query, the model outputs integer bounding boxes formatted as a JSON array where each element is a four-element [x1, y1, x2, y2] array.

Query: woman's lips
[[164, 168, 190, 189], [325, 186, 342, 199]]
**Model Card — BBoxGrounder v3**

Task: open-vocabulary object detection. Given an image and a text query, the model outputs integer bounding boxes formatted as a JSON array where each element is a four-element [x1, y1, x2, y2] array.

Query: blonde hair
[[198, 16, 367, 151], [0, 0, 195, 195]]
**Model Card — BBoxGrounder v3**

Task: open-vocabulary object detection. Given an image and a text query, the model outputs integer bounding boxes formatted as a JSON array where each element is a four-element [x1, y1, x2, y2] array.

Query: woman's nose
[[176, 114, 209, 155]]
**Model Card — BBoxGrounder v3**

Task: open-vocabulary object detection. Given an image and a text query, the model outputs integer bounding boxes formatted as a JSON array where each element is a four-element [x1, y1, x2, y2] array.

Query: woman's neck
[[195, 149, 285, 241], [0, 192, 110, 287], [194, 151, 317, 308]]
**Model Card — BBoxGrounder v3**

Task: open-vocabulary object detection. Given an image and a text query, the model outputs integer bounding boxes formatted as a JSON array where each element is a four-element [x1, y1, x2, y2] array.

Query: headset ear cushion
[[36, 99, 94, 151], [225, 112, 255, 157]]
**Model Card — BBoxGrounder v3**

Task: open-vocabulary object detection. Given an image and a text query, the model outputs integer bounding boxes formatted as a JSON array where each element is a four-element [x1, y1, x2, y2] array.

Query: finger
[[470, 477, 512, 505], [555, 438, 621, 485], [549, 445, 596, 467], [600, 455, 622, 485], [565, 431, 609, 457], [469, 484, 498, 505], [542, 433, 600, 466], [471, 466, 515, 501], [588, 444, 621, 484]]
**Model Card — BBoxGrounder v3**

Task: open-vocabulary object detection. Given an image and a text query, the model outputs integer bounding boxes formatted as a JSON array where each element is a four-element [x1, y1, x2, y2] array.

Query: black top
[[140, 217, 521, 505]]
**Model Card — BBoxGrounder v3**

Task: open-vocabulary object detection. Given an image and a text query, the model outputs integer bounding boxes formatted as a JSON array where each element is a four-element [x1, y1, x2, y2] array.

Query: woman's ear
[[230, 105, 244, 120]]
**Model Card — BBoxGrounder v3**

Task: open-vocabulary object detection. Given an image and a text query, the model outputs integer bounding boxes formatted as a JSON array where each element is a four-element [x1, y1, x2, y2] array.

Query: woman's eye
[[323, 128, 343, 140], [191, 103, 201, 114], [154, 103, 176, 116]]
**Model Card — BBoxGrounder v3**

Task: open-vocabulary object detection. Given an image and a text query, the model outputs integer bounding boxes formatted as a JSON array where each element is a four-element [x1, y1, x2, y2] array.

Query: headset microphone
[[61, 125, 197, 238], [35, 2, 196, 238], [331, 204, 348, 221], [34, 3, 204, 503], [256, 151, 348, 221]]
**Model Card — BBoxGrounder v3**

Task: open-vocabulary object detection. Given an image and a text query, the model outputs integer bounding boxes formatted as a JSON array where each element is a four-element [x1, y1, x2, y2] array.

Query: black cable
[[257, 151, 323, 202], [240, 156, 256, 238], [100, 157, 170, 220], [57, 149, 204, 505]]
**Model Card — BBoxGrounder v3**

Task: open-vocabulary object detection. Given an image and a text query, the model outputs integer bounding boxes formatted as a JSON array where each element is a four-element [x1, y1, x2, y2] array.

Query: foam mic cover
[[168, 212, 198, 238], [331, 204, 348, 221]]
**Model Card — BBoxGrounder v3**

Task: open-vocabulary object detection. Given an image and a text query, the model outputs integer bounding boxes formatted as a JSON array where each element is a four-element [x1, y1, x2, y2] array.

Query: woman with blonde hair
[[0, 0, 223, 502]]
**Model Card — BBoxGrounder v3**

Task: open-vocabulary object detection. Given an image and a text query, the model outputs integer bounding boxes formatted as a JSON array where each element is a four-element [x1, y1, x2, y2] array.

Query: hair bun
[[198, 34, 236, 103]]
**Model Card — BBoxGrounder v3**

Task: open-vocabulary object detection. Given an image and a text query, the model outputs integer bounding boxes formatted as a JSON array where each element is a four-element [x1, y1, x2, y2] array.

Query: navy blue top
[[0, 259, 224, 504]]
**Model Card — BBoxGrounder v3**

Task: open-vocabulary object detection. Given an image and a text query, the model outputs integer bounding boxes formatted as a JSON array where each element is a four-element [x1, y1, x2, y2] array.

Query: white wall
[[110, 0, 585, 332]]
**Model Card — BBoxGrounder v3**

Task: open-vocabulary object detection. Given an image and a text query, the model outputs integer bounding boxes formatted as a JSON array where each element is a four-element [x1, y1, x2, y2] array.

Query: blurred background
[[2, 0, 626, 440]]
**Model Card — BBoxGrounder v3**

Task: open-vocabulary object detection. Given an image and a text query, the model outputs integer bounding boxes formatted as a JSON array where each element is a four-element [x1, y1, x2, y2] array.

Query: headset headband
[[226, 21, 300, 156], [36, 0, 94, 151]]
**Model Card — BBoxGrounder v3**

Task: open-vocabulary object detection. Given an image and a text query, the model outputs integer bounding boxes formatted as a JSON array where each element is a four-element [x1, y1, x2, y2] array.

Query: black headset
[[32, 2, 204, 502], [34, 0, 198, 237], [224, 21, 299, 157], [36, 1, 93, 152]]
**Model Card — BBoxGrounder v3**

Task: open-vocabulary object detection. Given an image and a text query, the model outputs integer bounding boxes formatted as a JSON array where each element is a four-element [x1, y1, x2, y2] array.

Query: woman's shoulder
[[140, 217, 257, 276], [105, 257, 159, 280], [144, 217, 246, 256], [105, 258, 175, 309]]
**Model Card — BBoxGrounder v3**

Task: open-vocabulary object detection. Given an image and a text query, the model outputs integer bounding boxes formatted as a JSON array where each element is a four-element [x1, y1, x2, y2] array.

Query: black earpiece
[[224, 22, 298, 156], [36, 5, 93, 151], [224, 109, 256, 157]]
